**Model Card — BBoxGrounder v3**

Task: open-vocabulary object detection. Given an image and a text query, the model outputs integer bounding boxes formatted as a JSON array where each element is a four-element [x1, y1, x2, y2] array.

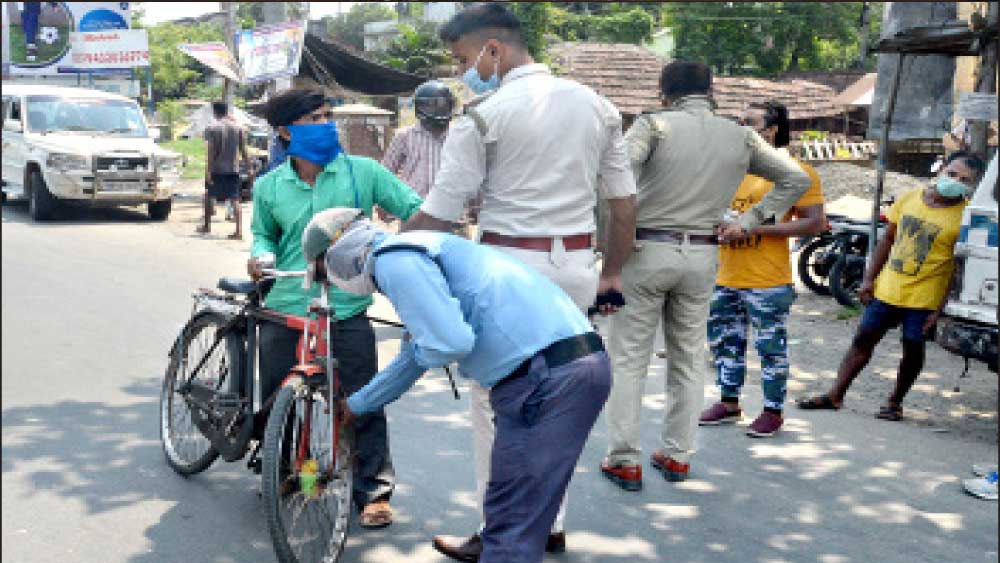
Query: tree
[[377, 22, 451, 77], [145, 22, 224, 100], [155, 99, 185, 140], [669, 2, 883, 76], [324, 3, 397, 51]]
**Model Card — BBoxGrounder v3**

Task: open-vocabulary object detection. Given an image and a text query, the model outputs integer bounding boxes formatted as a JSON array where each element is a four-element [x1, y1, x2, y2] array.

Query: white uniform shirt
[[421, 64, 636, 237]]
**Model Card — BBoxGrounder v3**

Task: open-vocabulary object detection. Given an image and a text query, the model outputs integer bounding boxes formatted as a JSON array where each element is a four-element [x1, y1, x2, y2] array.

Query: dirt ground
[[166, 186, 998, 445]]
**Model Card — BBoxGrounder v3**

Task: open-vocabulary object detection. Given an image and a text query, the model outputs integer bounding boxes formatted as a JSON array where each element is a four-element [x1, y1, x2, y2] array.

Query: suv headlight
[[157, 155, 182, 174], [46, 153, 90, 172]]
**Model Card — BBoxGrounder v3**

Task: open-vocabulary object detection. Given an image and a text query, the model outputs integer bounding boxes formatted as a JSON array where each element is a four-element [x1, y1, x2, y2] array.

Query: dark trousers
[[481, 351, 612, 563], [258, 314, 395, 508], [23, 3, 40, 45]]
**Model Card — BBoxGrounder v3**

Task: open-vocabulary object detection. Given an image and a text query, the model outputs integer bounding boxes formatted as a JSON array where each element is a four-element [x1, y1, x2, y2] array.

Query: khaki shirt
[[421, 64, 636, 237], [626, 96, 810, 232]]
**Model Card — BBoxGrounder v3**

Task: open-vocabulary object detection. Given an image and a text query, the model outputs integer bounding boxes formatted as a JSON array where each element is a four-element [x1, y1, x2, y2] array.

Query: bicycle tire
[[797, 238, 835, 296], [160, 311, 235, 475], [829, 255, 866, 309], [263, 383, 354, 563]]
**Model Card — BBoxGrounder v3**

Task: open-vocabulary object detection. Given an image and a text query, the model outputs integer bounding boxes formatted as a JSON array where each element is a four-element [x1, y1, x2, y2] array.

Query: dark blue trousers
[[481, 351, 612, 563]]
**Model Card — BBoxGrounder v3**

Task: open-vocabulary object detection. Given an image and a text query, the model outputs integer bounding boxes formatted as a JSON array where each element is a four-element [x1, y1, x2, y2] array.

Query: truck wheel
[[148, 199, 172, 221], [28, 170, 58, 221]]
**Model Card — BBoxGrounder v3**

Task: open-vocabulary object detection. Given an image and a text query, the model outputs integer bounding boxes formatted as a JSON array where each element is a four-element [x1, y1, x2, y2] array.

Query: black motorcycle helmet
[[414, 81, 456, 126]]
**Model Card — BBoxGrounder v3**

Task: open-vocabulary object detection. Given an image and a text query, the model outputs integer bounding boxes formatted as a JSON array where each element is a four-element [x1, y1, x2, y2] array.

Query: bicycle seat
[[218, 277, 257, 295]]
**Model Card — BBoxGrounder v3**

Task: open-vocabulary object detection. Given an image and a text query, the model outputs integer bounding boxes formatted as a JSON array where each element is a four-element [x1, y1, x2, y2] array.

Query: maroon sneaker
[[746, 411, 783, 437], [650, 451, 689, 482], [699, 402, 741, 426], [601, 458, 642, 491]]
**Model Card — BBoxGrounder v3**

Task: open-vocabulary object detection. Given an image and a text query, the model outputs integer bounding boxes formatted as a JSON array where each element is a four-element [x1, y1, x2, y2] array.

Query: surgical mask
[[935, 175, 968, 199], [462, 45, 500, 95], [285, 122, 343, 167]]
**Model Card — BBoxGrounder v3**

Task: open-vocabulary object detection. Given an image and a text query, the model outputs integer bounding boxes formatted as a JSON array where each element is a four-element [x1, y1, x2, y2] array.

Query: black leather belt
[[636, 228, 718, 245], [505, 332, 605, 382]]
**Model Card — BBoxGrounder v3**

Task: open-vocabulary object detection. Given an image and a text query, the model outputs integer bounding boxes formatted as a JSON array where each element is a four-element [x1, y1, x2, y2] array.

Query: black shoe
[[432, 534, 481, 563], [546, 531, 566, 553]]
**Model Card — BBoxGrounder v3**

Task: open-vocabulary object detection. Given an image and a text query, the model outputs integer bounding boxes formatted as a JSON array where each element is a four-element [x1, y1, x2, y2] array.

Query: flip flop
[[227, 233, 243, 240], [875, 404, 903, 421], [359, 500, 392, 529], [796, 395, 841, 410]]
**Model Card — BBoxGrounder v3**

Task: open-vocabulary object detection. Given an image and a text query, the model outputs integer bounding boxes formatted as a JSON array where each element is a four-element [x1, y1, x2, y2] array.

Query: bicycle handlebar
[[260, 268, 307, 279]]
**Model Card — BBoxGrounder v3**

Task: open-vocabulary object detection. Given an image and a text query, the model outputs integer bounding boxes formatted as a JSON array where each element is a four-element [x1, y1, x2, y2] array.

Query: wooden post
[[870, 53, 904, 259], [969, 1, 998, 160]]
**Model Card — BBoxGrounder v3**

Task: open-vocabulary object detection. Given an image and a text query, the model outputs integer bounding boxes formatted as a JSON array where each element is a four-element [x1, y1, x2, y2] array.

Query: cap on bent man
[[301, 208, 365, 262]]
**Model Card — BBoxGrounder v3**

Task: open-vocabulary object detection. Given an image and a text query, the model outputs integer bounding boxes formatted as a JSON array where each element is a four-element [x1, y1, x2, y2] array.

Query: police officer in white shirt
[[402, 4, 637, 561]]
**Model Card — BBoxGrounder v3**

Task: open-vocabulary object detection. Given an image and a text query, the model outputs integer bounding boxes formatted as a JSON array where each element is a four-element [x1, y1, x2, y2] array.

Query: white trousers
[[471, 241, 599, 534]]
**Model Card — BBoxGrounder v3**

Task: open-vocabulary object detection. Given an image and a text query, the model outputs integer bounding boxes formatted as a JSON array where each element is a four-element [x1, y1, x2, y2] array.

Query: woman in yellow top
[[700, 102, 827, 437], [798, 151, 986, 420]]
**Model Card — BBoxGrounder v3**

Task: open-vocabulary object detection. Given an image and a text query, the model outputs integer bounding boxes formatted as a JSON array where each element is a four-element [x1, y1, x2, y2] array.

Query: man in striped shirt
[[380, 81, 455, 203]]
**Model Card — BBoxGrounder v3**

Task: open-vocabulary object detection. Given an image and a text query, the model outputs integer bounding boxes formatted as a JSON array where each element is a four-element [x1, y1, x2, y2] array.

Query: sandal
[[875, 404, 903, 421], [796, 395, 841, 410], [227, 233, 243, 240], [195, 225, 210, 235], [359, 499, 392, 529]]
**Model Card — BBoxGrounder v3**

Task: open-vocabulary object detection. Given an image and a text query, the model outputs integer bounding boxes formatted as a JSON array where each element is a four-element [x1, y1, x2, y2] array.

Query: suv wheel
[[148, 198, 172, 221], [28, 170, 58, 221]]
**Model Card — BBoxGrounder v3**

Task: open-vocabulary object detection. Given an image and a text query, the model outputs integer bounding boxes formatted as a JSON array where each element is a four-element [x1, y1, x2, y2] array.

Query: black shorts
[[207, 173, 240, 202]]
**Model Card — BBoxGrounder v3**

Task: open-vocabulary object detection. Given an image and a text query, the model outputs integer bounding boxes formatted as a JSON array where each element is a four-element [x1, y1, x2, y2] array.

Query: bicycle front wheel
[[262, 383, 354, 563]]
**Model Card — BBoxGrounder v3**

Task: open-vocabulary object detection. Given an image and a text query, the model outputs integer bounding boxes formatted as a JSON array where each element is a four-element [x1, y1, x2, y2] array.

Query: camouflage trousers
[[708, 285, 796, 410]]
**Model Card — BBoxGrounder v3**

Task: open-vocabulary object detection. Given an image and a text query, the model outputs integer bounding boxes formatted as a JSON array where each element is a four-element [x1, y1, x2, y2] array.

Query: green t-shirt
[[250, 154, 423, 319]]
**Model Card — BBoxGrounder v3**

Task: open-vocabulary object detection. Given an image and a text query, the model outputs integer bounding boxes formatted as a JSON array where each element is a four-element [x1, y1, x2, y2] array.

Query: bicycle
[[160, 268, 354, 563]]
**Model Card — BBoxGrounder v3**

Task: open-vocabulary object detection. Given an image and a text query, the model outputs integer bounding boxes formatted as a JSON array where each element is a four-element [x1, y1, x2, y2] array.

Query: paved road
[[2, 202, 997, 563]]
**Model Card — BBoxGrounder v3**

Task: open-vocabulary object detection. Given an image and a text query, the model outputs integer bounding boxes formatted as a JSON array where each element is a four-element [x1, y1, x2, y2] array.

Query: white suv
[[1, 85, 181, 221]]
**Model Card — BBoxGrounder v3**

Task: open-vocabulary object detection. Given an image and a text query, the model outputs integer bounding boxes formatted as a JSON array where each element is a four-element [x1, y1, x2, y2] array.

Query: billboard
[[2, 1, 133, 76], [69, 28, 148, 69], [236, 21, 305, 84], [177, 42, 241, 82]]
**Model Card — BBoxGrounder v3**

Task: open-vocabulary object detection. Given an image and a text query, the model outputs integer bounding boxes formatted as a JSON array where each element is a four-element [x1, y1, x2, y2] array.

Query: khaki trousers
[[471, 241, 599, 533], [606, 241, 718, 465]]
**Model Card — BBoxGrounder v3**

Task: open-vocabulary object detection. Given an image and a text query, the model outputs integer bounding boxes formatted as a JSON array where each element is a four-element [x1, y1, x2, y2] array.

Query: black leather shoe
[[432, 534, 481, 563], [546, 531, 566, 553]]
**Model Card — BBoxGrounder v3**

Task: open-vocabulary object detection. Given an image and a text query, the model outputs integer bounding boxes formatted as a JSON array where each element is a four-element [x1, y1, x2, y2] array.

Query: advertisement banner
[[236, 21, 305, 84], [69, 28, 148, 69], [177, 42, 241, 82], [2, 1, 133, 76]]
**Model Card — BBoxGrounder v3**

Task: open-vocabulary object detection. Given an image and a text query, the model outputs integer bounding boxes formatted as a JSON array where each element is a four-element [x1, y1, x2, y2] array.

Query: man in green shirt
[[248, 88, 423, 528]]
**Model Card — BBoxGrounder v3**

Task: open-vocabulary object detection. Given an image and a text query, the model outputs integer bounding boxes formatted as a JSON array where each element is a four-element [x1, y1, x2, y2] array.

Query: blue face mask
[[935, 175, 968, 199], [462, 45, 500, 95], [285, 121, 343, 167]]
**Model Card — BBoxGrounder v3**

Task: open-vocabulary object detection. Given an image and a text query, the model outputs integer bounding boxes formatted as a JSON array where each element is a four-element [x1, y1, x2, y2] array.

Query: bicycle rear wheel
[[160, 311, 234, 475], [263, 383, 354, 563]]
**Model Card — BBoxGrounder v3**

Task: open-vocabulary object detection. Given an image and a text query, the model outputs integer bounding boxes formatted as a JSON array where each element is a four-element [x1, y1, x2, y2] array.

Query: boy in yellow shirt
[[798, 151, 985, 420], [700, 102, 827, 437]]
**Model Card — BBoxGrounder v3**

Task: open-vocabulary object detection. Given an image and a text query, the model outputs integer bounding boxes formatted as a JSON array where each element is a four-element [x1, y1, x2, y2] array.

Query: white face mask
[[331, 272, 377, 296]]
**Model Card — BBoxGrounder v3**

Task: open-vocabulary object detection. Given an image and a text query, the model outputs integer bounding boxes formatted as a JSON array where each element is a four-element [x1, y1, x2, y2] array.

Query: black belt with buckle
[[505, 332, 605, 382], [636, 228, 718, 245]]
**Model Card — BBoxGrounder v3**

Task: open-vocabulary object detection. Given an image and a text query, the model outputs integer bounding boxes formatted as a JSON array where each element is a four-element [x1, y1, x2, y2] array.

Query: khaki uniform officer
[[601, 61, 811, 491]]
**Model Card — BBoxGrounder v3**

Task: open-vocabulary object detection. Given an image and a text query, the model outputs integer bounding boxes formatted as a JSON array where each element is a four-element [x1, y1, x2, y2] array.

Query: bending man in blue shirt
[[301, 209, 612, 563]]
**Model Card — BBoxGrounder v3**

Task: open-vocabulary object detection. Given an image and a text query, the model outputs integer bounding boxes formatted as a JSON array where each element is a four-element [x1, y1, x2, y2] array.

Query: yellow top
[[875, 188, 966, 310], [717, 162, 825, 288]]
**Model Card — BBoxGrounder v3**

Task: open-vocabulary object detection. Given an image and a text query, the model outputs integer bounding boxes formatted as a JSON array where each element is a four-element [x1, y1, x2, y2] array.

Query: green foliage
[[146, 22, 224, 100], [162, 139, 207, 180], [550, 6, 654, 45], [156, 100, 186, 141], [377, 22, 450, 77], [669, 2, 884, 76], [509, 3, 550, 60], [324, 3, 397, 51]]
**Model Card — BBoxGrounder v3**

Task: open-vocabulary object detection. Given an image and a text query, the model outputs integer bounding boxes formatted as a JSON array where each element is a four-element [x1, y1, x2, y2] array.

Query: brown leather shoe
[[432, 534, 481, 563], [650, 451, 690, 482], [600, 457, 642, 491]]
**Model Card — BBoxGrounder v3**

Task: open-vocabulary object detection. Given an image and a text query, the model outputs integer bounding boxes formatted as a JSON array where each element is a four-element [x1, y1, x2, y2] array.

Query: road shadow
[[1, 200, 154, 226]]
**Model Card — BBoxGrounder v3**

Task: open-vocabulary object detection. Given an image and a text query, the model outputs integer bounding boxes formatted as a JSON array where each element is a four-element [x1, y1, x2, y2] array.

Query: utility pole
[[261, 2, 289, 95], [221, 1, 238, 107], [857, 2, 871, 68], [969, 1, 998, 159]]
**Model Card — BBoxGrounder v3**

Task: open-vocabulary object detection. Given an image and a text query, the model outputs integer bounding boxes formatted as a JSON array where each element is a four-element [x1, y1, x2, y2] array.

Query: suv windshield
[[25, 96, 148, 137]]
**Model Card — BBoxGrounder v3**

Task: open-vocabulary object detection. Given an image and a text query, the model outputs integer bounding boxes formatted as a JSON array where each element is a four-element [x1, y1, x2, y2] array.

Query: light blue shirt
[[347, 232, 593, 415]]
